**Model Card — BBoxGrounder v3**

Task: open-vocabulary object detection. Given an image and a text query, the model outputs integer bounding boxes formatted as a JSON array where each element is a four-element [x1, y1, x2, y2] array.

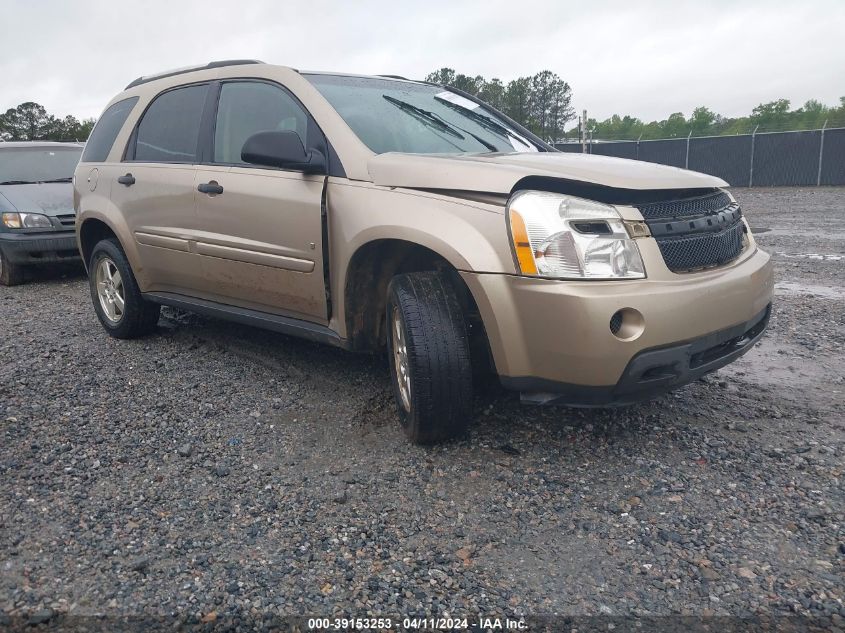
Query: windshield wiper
[[382, 95, 466, 140], [424, 107, 499, 151], [0, 178, 73, 185], [383, 95, 497, 152], [434, 96, 535, 148], [439, 122, 497, 152]]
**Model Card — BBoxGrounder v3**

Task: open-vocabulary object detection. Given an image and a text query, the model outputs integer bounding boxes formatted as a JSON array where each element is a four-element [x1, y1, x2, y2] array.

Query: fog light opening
[[609, 311, 623, 335], [610, 308, 644, 341]]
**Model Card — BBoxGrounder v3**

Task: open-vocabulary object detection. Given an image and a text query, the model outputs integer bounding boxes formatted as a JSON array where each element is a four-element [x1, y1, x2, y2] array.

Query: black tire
[[88, 238, 160, 339], [386, 271, 473, 444], [0, 247, 25, 286]]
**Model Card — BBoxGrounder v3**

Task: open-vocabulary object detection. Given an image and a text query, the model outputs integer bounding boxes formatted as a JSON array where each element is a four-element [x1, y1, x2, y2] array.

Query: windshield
[[306, 74, 544, 155], [0, 146, 83, 184]]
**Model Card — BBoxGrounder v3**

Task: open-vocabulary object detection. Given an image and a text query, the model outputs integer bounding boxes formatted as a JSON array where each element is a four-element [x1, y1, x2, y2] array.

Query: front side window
[[0, 146, 83, 184], [133, 84, 208, 163], [213, 81, 309, 164], [81, 97, 138, 163], [305, 74, 543, 155]]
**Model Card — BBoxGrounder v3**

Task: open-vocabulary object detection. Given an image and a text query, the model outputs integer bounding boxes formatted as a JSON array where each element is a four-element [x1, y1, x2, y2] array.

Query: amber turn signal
[[508, 208, 538, 275]]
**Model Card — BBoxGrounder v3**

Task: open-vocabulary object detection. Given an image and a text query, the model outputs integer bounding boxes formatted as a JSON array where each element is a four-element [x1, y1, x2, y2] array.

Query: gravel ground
[[1, 187, 843, 629]]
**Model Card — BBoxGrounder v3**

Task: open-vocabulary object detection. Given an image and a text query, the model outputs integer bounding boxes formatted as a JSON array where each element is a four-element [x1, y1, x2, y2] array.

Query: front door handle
[[117, 173, 135, 186], [197, 181, 224, 195]]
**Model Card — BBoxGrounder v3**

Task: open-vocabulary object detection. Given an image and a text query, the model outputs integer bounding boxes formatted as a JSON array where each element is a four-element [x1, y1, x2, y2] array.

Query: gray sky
[[2, 0, 843, 127]]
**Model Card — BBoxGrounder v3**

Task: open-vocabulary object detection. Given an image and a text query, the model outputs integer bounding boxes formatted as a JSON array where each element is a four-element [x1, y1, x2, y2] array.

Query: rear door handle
[[197, 181, 224, 195], [117, 173, 135, 186]]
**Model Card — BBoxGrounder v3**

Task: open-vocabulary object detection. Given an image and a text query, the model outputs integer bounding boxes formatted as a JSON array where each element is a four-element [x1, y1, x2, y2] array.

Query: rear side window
[[213, 81, 308, 164], [132, 84, 208, 163], [80, 97, 138, 163]]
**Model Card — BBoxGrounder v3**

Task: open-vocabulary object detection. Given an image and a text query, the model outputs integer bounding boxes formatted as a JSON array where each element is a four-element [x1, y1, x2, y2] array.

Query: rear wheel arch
[[79, 218, 121, 268], [87, 237, 160, 338]]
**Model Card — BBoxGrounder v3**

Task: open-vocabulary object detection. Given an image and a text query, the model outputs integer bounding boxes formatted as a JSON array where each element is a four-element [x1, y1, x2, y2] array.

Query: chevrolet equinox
[[74, 60, 774, 444]]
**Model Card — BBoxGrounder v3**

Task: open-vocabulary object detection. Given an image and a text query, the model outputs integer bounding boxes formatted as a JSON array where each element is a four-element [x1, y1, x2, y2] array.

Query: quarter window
[[133, 84, 208, 163], [81, 97, 138, 163], [214, 82, 308, 165]]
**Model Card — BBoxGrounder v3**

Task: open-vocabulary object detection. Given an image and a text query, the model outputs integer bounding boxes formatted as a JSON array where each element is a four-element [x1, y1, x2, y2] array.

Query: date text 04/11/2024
[[404, 618, 527, 630], [307, 617, 528, 630]]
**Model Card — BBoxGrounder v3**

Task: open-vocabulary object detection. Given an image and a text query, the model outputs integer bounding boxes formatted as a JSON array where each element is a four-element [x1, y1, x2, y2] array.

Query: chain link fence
[[554, 127, 845, 186]]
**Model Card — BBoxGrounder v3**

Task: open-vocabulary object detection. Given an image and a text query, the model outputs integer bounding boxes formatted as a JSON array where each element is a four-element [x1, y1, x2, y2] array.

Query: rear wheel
[[88, 238, 160, 338], [0, 248, 24, 286], [386, 272, 473, 444]]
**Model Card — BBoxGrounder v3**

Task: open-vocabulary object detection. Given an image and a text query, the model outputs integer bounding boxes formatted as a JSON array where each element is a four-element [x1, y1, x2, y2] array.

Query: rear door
[[193, 80, 327, 322], [109, 83, 209, 293]]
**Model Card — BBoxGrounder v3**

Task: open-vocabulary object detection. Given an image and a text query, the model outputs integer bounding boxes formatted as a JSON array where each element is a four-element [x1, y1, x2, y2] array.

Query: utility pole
[[685, 130, 692, 169], [582, 109, 587, 154], [749, 125, 759, 187], [817, 120, 828, 186]]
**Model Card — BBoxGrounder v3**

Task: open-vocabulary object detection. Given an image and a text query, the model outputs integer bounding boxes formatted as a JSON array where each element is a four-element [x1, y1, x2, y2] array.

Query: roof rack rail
[[125, 59, 265, 90], [377, 74, 410, 80]]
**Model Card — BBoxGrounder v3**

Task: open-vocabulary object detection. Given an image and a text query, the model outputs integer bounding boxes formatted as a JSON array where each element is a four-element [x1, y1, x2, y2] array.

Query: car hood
[[0, 182, 75, 217], [367, 151, 727, 194]]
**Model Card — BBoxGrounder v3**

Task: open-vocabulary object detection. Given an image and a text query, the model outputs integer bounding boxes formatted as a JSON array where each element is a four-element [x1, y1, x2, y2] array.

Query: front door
[[193, 80, 327, 322]]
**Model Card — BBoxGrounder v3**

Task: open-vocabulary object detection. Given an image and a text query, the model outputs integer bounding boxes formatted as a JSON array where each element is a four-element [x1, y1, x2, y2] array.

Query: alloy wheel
[[391, 306, 412, 412], [96, 256, 125, 323]]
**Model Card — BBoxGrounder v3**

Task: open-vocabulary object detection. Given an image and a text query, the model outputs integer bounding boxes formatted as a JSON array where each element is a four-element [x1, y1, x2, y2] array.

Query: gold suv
[[74, 60, 774, 443]]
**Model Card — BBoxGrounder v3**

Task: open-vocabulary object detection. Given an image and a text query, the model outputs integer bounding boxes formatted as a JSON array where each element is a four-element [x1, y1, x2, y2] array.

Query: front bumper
[[503, 304, 770, 405], [0, 231, 80, 265], [461, 245, 774, 405]]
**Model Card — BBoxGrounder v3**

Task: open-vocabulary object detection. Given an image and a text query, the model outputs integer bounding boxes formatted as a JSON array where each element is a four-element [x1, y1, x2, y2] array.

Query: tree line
[[424, 69, 845, 142], [4, 82, 843, 146], [424, 68, 575, 142], [0, 102, 95, 142], [570, 97, 845, 141], [3, 69, 579, 145]]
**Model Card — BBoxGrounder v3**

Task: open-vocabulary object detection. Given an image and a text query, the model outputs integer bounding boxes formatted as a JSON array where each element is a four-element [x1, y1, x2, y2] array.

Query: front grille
[[636, 191, 746, 272], [636, 191, 733, 219], [655, 219, 745, 272], [56, 213, 76, 227]]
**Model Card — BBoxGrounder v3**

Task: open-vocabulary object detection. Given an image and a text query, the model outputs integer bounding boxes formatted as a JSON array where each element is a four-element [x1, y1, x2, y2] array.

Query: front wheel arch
[[342, 239, 491, 361]]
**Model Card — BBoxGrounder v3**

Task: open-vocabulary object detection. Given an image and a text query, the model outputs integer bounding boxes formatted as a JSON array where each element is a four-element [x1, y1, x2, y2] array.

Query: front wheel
[[88, 238, 160, 339], [0, 248, 24, 286], [386, 272, 473, 444]]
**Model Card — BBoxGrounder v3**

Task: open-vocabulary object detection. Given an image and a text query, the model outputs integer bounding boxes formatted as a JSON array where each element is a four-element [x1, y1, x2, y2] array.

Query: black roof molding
[[125, 60, 265, 90]]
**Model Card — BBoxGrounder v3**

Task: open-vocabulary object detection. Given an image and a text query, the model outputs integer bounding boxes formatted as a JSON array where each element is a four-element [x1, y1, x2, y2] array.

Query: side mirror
[[241, 130, 326, 174]]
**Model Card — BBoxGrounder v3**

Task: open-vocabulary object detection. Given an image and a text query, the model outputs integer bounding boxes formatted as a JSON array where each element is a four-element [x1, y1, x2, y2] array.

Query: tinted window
[[214, 82, 308, 164], [81, 97, 138, 163], [134, 84, 208, 162]]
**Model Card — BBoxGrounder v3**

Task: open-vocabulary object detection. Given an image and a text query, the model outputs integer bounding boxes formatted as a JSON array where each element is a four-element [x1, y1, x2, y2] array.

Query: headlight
[[507, 191, 646, 279], [1, 212, 52, 229]]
